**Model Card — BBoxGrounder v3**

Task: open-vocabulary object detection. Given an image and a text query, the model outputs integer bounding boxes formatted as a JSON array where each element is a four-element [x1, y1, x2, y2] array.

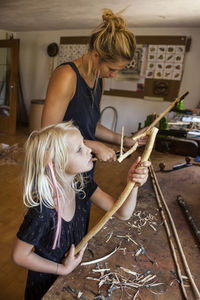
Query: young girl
[[12, 121, 150, 300]]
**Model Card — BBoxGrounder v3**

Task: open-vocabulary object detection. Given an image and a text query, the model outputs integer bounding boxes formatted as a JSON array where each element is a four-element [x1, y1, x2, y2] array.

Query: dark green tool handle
[[177, 195, 200, 247]]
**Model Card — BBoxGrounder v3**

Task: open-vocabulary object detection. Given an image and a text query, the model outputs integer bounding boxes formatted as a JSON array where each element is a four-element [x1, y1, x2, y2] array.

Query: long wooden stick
[[150, 164, 200, 300], [149, 167, 188, 300], [149, 91, 188, 130], [75, 127, 158, 255], [132, 91, 189, 143], [118, 92, 189, 164], [120, 126, 124, 157]]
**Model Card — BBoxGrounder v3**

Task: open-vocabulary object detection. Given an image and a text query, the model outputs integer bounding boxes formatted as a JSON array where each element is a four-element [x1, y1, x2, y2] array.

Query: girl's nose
[[86, 146, 91, 154]]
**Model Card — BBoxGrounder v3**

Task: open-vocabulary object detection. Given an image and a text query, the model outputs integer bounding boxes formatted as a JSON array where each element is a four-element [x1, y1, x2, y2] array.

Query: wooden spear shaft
[[150, 164, 200, 300], [75, 127, 158, 255], [149, 167, 188, 300]]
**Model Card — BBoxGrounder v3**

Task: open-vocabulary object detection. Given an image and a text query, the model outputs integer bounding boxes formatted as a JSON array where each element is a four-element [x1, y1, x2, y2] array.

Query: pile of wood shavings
[[128, 209, 161, 234], [86, 263, 165, 299]]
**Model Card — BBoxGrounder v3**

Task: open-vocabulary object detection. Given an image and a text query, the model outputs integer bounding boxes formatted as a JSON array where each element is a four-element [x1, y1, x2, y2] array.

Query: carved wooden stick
[[75, 127, 158, 255], [150, 164, 200, 300], [132, 91, 189, 143], [120, 126, 124, 157], [118, 142, 138, 163]]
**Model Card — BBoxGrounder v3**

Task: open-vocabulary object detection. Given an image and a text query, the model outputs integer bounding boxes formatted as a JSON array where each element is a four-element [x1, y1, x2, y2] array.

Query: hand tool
[[159, 156, 192, 172]]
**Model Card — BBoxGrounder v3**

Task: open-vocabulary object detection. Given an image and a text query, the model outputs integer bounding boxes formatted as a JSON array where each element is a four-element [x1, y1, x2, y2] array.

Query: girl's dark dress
[[17, 180, 97, 300]]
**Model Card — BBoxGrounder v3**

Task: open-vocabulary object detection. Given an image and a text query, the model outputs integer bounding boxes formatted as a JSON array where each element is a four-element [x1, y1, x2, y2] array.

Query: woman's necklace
[[81, 55, 97, 109]]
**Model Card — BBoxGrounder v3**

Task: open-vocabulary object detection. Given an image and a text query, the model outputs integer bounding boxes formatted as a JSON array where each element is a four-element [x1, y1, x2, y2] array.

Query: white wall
[[0, 30, 6, 39], [16, 27, 200, 135], [0, 30, 15, 39], [16, 29, 91, 115]]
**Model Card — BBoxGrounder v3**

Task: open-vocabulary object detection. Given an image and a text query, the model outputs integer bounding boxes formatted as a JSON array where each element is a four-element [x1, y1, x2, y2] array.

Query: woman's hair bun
[[102, 8, 126, 31]]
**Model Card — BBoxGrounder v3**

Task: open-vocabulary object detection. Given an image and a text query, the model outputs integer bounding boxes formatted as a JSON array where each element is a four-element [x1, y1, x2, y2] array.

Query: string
[[48, 161, 62, 249]]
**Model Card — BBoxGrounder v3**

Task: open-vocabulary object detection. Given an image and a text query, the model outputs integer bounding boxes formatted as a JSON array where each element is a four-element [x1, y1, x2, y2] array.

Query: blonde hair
[[23, 121, 84, 209], [89, 8, 136, 66]]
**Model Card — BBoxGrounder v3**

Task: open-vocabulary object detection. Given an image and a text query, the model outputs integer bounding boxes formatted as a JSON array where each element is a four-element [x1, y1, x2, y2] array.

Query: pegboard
[[59, 35, 191, 102]]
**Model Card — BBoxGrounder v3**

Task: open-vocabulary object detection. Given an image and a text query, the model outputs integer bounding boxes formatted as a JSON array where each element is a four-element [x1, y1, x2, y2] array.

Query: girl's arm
[[12, 239, 87, 276], [90, 157, 150, 220]]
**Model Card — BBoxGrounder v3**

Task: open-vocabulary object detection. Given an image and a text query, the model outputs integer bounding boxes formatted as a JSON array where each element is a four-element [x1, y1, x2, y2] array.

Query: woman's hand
[[124, 127, 149, 148], [127, 157, 151, 186], [92, 141, 116, 162], [59, 243, 87, 276], [131, 127, 149, 147]]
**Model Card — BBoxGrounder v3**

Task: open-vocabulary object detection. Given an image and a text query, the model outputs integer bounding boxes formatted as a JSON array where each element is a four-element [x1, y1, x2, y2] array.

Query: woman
[[42, 8, 147, 163]]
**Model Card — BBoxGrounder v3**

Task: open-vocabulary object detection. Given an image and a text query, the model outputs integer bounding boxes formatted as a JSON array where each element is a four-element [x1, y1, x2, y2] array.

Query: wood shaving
[[81, 246, 119, 266], [86, 263, 165, 299], [128, 209, 159, 234], [105, 231, 113, 243]]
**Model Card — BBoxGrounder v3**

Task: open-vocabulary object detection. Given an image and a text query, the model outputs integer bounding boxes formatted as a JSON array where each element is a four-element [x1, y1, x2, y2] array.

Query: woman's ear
[[93, 50, 99, 58], [91, 50, 100, 61]]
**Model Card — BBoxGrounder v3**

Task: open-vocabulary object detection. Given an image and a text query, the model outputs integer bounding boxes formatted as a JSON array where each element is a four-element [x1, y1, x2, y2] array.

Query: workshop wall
[[0, 30, 15, 39], [0, 30, 6, 38], [15, 27, 200, 135]]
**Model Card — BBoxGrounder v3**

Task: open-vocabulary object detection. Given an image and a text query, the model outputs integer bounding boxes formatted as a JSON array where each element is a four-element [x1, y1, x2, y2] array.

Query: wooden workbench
[[43, 150, 200, 300]]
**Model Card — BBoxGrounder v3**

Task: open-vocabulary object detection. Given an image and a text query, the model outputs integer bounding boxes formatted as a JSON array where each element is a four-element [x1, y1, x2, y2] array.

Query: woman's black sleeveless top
[[61, 62, 102, 140]]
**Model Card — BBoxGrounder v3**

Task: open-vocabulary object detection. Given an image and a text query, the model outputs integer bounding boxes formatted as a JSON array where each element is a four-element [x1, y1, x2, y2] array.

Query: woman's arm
[[90, 157, 150, 220], [95, 123, 149, 148], [41, 66, 76, 127], [84, 139, 117, 162], [12, 238, 87, 276], [95, 122, 122, 144]]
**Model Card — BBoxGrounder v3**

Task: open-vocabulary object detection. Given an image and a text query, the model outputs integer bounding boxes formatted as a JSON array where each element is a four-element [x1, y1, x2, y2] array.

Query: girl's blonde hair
[[87, 8, 136, 75], [23, 121, 84, 210]]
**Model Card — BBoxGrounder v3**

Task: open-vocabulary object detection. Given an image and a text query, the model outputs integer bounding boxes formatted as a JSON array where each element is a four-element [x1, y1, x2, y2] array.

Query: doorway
[[0, 39, 19, 134]]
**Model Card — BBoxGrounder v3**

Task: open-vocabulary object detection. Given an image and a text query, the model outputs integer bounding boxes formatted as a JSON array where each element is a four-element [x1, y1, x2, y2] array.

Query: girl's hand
[[59, 243, 87, 276], [127, 157, 151, 186]]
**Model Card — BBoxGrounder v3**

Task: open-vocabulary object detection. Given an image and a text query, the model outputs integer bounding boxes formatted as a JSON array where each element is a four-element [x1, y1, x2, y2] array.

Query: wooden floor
[[0, 126, 29, 300]]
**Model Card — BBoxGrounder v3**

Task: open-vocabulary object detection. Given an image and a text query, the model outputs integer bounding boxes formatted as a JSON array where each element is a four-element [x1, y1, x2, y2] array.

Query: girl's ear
[[43, 151, 50, 168]]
